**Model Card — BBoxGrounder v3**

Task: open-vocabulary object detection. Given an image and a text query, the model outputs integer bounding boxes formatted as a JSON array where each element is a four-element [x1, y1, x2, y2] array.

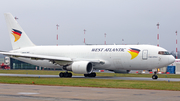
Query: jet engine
[[64, 61, 93, 74]]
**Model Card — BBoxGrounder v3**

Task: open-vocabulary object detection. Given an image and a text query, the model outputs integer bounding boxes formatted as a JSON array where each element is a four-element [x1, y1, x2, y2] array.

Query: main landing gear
[[84, 72, 96, 77], [59, 72, 96, 78], [152, 71, 158, 79], [59, 72, 72, 78]]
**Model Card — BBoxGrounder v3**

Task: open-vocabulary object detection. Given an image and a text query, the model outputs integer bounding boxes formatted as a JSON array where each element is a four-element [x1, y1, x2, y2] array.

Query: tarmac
[[0, 83, 180, 101], [0, 73, 180, 101]]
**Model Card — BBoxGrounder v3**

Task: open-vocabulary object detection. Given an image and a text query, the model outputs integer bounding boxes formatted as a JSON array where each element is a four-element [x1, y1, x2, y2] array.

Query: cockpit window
[[158, 51, 170, 55]]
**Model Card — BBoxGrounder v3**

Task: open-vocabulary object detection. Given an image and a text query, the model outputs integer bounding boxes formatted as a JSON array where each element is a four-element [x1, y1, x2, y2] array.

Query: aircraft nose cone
[[169, 55, 175, 64]]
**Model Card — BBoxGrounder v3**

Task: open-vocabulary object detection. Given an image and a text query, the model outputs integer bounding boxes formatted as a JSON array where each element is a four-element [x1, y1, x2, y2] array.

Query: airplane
[[0, 13, 175, 79]]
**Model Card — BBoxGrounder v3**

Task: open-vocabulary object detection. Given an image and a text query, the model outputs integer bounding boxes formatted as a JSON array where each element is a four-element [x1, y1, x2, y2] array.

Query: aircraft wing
[[0, 51, 104, 66]]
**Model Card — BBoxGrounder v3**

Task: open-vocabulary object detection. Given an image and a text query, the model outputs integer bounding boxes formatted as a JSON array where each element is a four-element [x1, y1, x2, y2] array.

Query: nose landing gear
[[152, 71, 158, 79]]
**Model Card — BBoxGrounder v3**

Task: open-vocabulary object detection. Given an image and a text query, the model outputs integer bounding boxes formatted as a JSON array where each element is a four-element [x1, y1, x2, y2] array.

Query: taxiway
[[0, 83, 180, 101]]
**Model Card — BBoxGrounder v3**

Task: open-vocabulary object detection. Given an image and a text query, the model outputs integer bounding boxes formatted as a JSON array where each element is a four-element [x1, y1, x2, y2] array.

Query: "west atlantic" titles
[[91, 48, 126, 52]]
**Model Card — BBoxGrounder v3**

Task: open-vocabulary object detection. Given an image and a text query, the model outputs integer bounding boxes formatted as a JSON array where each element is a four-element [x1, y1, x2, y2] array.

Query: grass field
[[0, 76, 180, 91], [0, 70, 180, 91]]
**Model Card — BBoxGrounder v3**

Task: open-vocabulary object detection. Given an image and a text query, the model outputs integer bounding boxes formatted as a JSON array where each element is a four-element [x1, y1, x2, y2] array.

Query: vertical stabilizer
[[4, 13, 35, 50]]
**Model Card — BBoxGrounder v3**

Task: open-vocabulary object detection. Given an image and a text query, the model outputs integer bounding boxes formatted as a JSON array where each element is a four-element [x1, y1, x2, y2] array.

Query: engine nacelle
[[65, 61, 93, 74]]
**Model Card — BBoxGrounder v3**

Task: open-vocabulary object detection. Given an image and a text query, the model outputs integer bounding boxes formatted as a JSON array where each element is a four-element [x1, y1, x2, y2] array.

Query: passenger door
[[142, 50, 148, 60]]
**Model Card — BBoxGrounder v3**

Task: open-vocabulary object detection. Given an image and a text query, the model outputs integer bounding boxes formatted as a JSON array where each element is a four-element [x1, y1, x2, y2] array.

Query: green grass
[[0, 76, 180, 91], [0, 70, 180, 91], [0, 70, 61, 75], [0, 70, 180, 78]]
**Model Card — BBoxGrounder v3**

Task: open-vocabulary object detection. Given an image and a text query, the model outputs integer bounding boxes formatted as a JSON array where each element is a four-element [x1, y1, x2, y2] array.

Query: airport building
[[10, 58, 37, 69], [3, 56, 59, 70], [4, 57, 38, 70]]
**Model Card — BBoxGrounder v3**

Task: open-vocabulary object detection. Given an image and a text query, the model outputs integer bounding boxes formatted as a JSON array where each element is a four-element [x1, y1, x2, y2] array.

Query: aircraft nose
[[169, 55, 175, 64]]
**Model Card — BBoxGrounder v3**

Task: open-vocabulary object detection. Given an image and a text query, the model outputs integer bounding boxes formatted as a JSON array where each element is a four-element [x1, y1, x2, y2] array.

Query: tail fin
[[4, 13, 35, 50]]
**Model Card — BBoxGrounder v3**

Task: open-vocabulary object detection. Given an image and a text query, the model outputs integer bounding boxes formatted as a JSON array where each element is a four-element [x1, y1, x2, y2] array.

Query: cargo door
[[142, 50, 148, 60]]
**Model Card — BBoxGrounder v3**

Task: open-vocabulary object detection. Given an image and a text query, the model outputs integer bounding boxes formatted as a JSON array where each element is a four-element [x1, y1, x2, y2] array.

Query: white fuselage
[[10, 44, 175, 71]]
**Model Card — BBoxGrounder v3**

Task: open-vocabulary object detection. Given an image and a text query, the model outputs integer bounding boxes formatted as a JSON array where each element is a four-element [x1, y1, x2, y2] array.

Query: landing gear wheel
[[64, 73, 69, 77], [152, 71, 158, 79], [59, 72, 72, 78], [84, 72, 96, 77], [90, 72, 96, 77], [68, 73, 72, 77], [84, 74, 88, 77], [59, 72, 64, 77], [152, 75, 158, 79]]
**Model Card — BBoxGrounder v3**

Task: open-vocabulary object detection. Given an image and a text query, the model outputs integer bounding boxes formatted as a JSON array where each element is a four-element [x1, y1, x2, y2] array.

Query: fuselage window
[[158, 51, 170, 55]]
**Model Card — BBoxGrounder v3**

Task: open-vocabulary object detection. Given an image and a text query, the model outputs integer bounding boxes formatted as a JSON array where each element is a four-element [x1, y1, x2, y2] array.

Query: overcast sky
[[0, 0, 180, 52]]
